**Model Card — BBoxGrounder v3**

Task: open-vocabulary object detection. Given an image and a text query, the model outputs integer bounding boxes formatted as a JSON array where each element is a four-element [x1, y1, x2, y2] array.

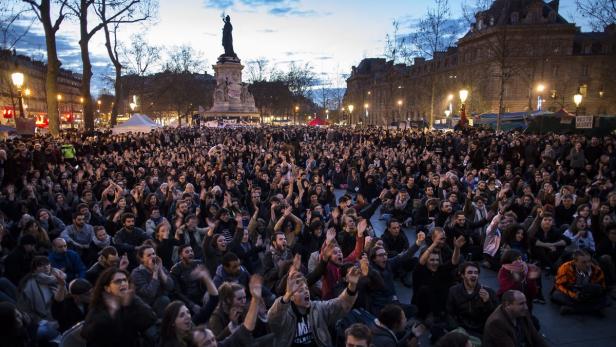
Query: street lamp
[[535, 83, 546, 111], [364, 103, 369, 124], [397, 99, 403, 123], [459, 89, 469, 126], [573, 93, 583, 116], [294, 105, 299, 124], [325, 109, 329, 120], [11, 72, 25, 118], [348, 104, 354, 125]]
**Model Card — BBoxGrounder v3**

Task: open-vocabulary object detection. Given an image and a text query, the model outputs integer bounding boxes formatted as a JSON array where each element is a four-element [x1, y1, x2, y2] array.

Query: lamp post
[[11, 72, 25, 119], [364, 103, 369, 125], [459, 89, 469, 127], [325, 109, 329, 120], [294, 105, 299, 125], [573, 93, 583, 116], [348, 104, 354, 125], [57, 94, 63, 128], [447, 94, 454, 115]]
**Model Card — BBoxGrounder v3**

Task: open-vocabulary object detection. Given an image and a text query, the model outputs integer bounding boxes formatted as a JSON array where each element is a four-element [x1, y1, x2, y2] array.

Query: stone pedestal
[[205, 55, 259, 122]]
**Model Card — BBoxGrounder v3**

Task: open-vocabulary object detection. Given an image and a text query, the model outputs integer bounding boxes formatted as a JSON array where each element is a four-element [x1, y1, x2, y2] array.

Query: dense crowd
[[0, 125, 614, 347]]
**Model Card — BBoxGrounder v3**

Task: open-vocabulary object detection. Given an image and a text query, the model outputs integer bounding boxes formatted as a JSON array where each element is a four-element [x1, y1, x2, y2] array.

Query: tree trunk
[[497, 73, 505, 133], [79, 0, 95, 130], [111, 65, 121, 126], [40, 0, 60, 136], [429, 76, 436, 128]]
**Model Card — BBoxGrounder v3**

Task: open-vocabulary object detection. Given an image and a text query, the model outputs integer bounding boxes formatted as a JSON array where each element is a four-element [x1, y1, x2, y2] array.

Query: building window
[[511, 12, 519, 24], [579, 84, 588, 97], [582, 65, 589, 77], [552, 65, 559, 77]]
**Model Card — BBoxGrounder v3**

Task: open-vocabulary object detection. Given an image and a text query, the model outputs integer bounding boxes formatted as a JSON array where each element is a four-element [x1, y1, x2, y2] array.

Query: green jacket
[[61, 144, 76, 159]]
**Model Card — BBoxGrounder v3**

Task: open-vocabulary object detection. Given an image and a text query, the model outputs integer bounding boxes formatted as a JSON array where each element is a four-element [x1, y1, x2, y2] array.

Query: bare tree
[[407, 0, 463, 127], [1, 0, 34, 49], [22, 0, 68, 136], [246, 57, 269, 82], [163, 44, 206, 73], [460, 0, 491, 26], [271, 62, 316, 98], [576, 0, 616, 31], [97, 0, 155, 126], [65, 0, 155, 130], [123, 32, 160, 76]]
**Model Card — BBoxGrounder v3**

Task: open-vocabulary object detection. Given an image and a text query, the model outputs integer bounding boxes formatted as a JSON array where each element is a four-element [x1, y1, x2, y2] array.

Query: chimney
[[548, 0, 559, 13]]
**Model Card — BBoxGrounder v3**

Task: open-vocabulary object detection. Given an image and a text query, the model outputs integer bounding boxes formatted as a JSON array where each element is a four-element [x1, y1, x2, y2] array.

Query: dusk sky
[[13, 0, 590, 95]]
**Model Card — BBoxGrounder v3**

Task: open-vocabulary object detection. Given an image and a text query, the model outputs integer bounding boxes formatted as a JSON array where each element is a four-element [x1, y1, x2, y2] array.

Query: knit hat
[[19, 234, 37, 246], [69, 279, 92, 295]]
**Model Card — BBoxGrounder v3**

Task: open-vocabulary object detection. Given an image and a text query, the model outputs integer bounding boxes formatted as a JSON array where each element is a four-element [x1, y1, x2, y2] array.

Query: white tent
[[112, 114, 161, 134]]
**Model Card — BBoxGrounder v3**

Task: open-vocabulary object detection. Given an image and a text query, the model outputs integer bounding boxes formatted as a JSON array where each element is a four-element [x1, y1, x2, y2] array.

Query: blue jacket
[[49, 250, 86, 282]]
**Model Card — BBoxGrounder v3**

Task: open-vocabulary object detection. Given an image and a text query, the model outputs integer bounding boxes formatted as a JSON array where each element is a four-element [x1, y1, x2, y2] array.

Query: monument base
[[203, 111, 260, 124]]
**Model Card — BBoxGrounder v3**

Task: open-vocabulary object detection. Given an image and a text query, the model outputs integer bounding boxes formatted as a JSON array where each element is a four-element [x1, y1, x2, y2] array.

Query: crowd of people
[[0, 125, 614, 347]]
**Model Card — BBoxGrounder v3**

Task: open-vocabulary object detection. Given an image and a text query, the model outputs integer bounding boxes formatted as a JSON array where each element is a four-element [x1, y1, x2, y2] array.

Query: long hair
[[160, 301, 189, 344], [89, 267, 130, 311], [218, 282, 244, 313]]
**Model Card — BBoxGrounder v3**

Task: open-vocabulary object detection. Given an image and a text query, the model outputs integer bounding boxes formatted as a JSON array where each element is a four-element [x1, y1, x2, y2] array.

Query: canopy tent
[[307, 117, 329, 126], [112, 113, 161, 134]]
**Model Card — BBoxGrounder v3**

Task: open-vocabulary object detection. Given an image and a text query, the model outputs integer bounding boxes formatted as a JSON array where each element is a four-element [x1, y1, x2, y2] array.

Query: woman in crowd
[[81, 267, 157, 347]]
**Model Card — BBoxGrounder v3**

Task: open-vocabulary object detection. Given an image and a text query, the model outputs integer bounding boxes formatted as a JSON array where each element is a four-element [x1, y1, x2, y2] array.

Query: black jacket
[[446, 283, 497, 333], [81, 296, 156, 347]]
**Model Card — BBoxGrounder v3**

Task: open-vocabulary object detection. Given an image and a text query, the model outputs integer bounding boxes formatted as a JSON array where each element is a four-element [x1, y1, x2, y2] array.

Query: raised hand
[[357, 219, 368, 238], [454, 235, 466, 249], [360, 254, 370, 276], [346, 266, 362, 287], [478, 286, 490, 303], [326, 227, 336, 244], [249, 274, 263, 301], [416, 231, 426, 246]]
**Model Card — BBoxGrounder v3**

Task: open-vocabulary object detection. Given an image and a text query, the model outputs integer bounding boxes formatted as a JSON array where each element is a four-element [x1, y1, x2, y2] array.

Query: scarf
[[92, 234, 111, 248], [502, 260, 528, 276], [22, 273, 58, 321]]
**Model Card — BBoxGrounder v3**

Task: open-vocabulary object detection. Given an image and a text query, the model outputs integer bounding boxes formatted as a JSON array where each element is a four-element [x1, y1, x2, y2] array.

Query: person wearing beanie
[[4, 235, 37, 286], [51, 278, 92, 332]]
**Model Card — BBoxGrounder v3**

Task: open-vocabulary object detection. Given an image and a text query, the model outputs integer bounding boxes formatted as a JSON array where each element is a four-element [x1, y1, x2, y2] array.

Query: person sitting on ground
[[51, 278, 91, 333], [551, 249, 609, 315], [113, 212, 150, 267], [483, 290, 548, 347], [131, 244, 175, 317], [48, 237, 86, 283], [17, 256, 66, 344], [446, 262, 497, 337], [170, 245, 206, 314], [267, 265, 361, 347], [81, 268, 157, 347], [85, 246, 129, 284], [191, 275, 263, 347], [371, 304, 414, 347], [497, 249, 541, 310], [60, 211, 94, 256], [412, 232, 464, 320]]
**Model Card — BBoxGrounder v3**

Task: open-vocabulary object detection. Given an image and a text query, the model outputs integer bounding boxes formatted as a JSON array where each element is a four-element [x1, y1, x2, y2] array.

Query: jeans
[[551, 289, 610, 313]]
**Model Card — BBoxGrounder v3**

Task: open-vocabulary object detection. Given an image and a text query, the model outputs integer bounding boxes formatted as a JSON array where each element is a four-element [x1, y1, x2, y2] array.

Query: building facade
[[0, 49, 83, 126], [344, 0, 616, 126]]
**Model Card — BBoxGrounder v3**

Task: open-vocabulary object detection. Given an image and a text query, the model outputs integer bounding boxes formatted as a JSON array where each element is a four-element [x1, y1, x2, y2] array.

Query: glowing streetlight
[[444, 109, 451, 117], [459, 89, 469, 103], [459, 89, 469, 126], [325, 109, 329, 119], [11, 72, 25, 118], [348, 104, 354, 125], [57, 94, 62, 101], [447, 94, 454, 101], [536, 83, 545, 93], [573, 93, 583, 116]]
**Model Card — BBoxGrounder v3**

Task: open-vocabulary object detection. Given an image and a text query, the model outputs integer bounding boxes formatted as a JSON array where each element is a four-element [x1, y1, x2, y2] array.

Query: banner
[[15, 117, 36, 135], [575, 116, 593, 129]]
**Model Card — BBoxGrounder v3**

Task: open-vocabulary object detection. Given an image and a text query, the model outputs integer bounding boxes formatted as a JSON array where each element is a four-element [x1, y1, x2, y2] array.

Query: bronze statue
[[222, 15, 236, 57]]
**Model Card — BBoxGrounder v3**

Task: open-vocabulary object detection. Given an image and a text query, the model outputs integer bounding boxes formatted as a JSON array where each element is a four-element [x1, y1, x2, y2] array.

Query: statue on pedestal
[[222, 15, 237, 58]]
